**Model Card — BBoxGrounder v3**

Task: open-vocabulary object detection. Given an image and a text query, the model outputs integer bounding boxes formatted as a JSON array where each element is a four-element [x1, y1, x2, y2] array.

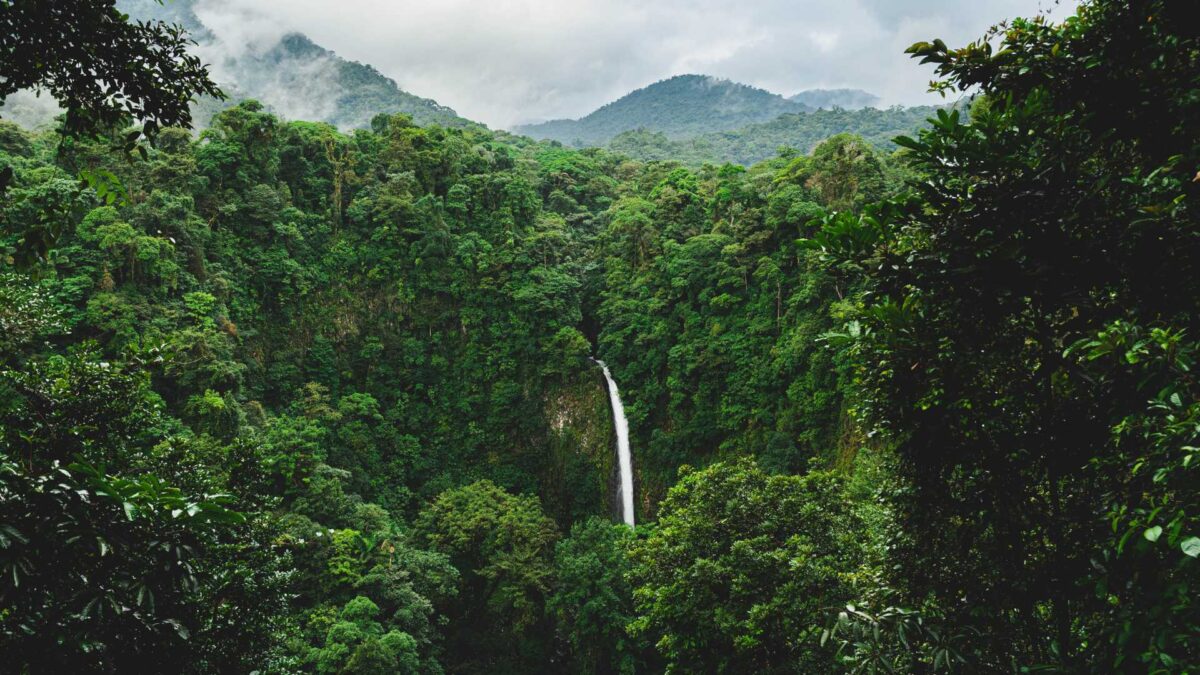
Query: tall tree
[[0, 0, 219, 143], [549, 517, 647, 674], [808, 0, 1200, 669], [627, 460, 863, 673], [415, 480, 560, 674]]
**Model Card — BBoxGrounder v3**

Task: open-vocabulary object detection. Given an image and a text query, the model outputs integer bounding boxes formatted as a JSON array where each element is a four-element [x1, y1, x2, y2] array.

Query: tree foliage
[[549, 517, 647, 674], [5, 1, 1195, 672], [628, 459, 863, 673], [0, 0, 222, 261], [809, 0, 1200, 669]]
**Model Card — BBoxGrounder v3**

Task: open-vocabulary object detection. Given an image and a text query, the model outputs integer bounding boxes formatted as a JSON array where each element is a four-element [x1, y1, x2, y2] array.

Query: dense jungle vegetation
[[606, 105, 941, 166], [1, 0, 1198, 673]]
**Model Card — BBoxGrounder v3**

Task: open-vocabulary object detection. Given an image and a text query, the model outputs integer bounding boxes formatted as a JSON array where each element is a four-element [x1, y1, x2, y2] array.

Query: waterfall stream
[[595, 360, 635, 526]]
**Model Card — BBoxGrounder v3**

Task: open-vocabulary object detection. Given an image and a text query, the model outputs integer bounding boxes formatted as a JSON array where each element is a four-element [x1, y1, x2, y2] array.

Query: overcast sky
[[191, 0, 1078, 129]]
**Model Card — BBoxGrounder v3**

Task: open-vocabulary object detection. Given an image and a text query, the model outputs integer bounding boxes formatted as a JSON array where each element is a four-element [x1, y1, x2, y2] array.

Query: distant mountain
[[513, 74, 811, 147], [120, 0, 210, 37], [607, 105, 941, 166], [789, 88, 881, 110], [198, 32, 468, 130], [118, 0, 471, 130]]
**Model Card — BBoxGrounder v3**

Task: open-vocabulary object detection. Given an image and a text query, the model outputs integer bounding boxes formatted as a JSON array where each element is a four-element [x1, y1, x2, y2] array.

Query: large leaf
[[1182, 537, 1200, 558]]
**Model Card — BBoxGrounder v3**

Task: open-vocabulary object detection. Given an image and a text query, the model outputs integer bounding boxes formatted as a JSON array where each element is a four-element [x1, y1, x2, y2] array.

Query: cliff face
[[540, 369, 616, 525]]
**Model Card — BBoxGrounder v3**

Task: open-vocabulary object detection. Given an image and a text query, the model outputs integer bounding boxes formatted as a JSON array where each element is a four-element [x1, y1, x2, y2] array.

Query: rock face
[[540, 369, 617, 525]]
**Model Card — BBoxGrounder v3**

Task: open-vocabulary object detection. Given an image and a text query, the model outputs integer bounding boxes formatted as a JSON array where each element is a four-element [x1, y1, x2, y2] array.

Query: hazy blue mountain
[[513, 74, 812, 147], [118, 0, 471, 129], [789, 88, 881, 110]]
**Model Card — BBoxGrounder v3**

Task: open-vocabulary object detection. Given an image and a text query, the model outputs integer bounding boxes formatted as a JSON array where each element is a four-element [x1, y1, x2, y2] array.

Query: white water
[[595, 360, 635, 526]]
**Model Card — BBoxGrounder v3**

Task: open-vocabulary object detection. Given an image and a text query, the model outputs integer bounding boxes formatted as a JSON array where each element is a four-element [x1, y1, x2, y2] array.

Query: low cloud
[[186, 0, 1076, 128]]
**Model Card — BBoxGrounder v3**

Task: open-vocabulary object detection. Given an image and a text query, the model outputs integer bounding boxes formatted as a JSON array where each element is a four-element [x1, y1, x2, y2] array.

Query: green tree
[[549, 517, 647, 674], [0, 0, 219, 141], [309, 596, 422, 674], [416, 480, 560, 673], [788, 133, 891, 212], [807, 0, 1200, 669], [628, 460, 863, 673], [0, 344, 286, 672], [0, 0, 221, 259]]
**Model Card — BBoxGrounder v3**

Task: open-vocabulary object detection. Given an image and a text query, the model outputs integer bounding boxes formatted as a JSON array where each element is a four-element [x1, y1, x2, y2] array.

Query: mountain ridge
[[789, 88, 881, 110], [512, 74, 814, 147], [118, 0, 472, 130]]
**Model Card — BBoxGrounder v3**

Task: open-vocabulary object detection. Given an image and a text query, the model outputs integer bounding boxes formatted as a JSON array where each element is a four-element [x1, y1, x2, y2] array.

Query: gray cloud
[[189, 0, 1079, 129]]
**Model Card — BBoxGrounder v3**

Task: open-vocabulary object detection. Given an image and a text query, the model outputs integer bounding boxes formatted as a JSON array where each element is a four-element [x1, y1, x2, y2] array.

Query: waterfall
[[595, 359, 635, 526]]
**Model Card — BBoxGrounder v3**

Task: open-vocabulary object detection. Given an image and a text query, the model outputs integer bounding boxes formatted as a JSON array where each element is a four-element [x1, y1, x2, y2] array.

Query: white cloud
[[188, 0, 1080, 128]]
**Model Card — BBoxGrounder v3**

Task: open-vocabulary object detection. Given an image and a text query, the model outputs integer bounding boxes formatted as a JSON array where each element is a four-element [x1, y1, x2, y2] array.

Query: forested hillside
[[0, 97, 905, 671], [513, 74, 811, 146], [2, 0, 1199, 673], [608, 105, 941, 166], [516, 75, 937, 166], [788, 89, 880, 110]]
